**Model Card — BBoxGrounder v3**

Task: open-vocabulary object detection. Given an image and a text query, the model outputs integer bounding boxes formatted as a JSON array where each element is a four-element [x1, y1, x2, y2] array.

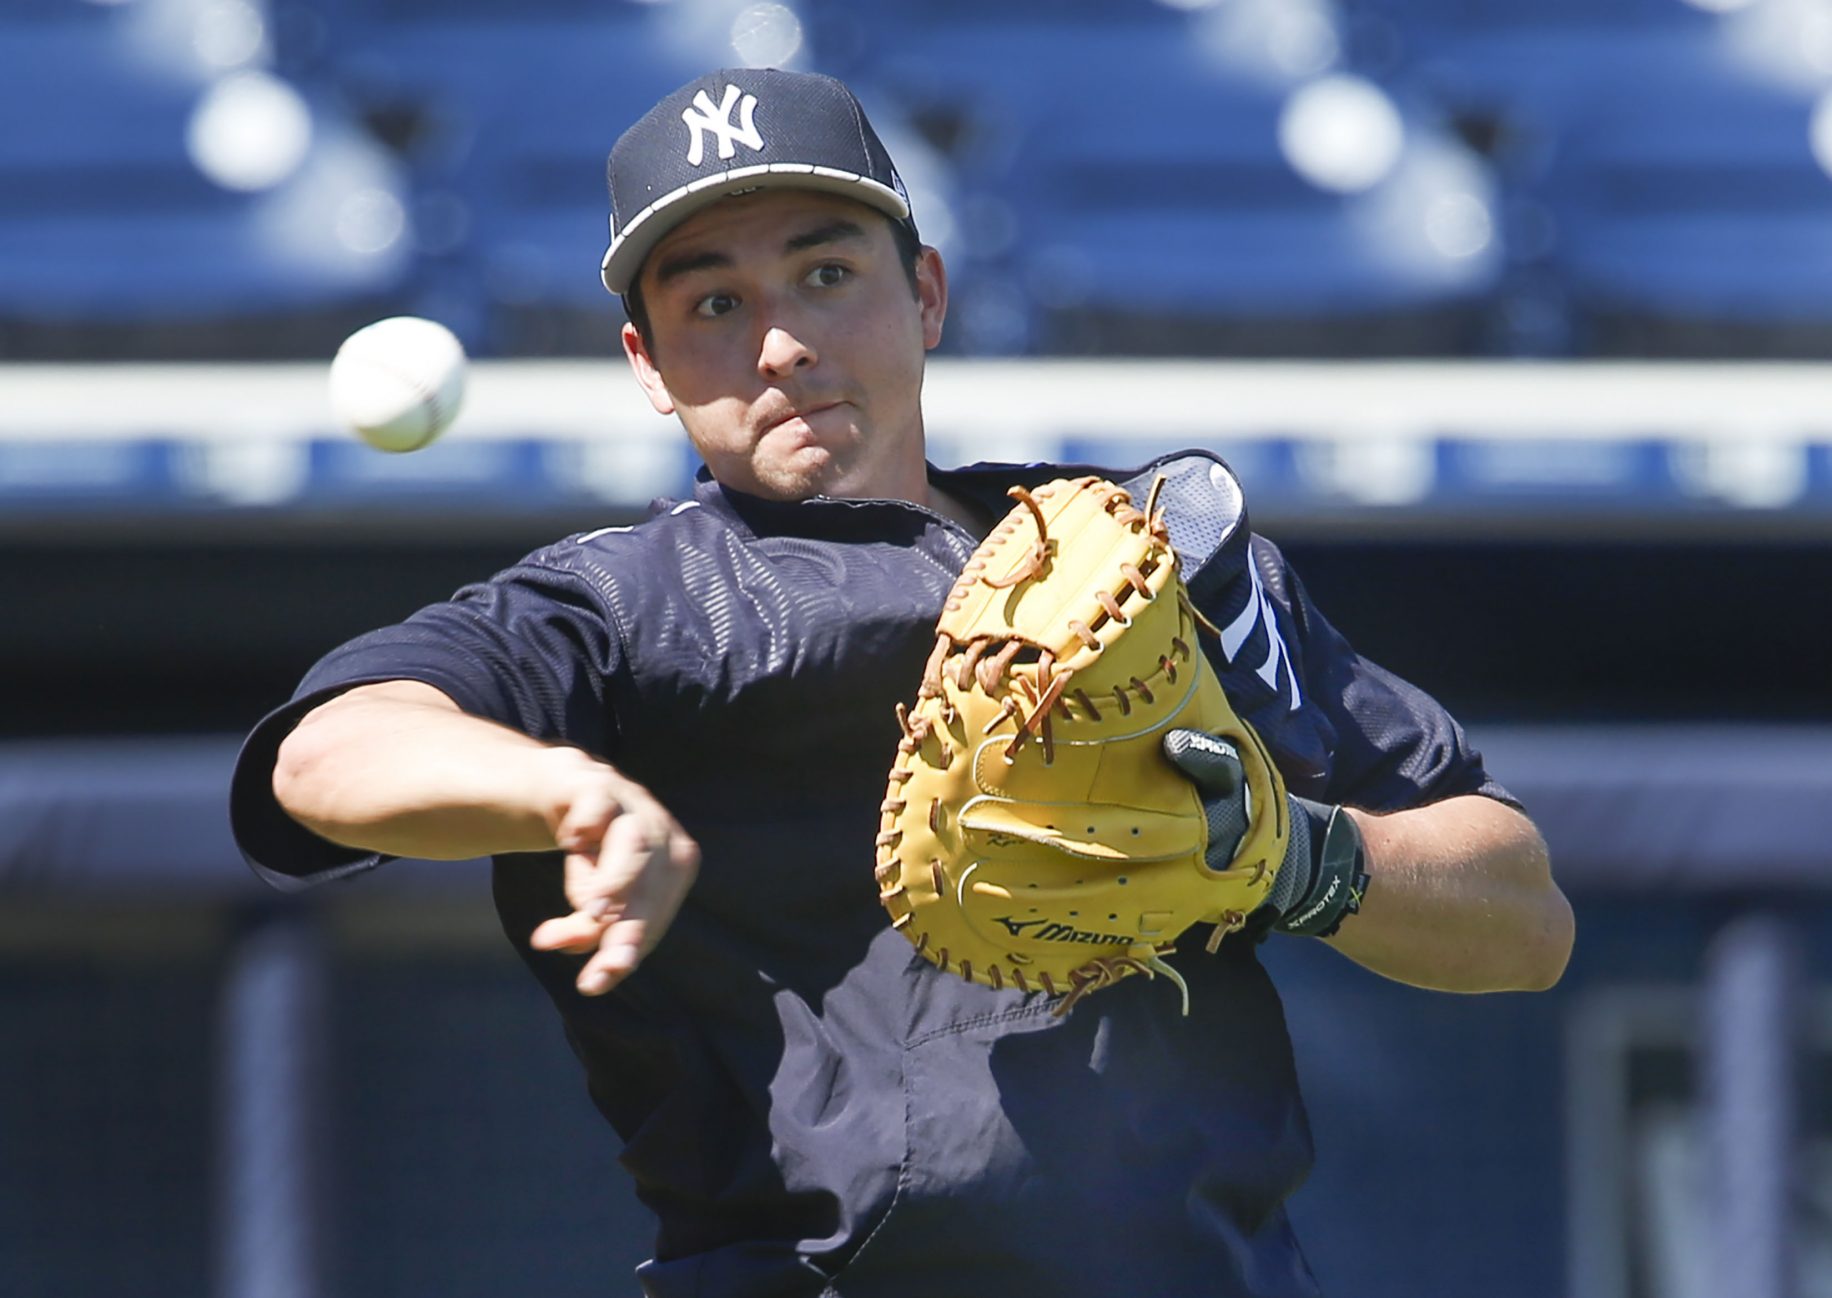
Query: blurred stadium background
[[3, 0, 1831, 1295]]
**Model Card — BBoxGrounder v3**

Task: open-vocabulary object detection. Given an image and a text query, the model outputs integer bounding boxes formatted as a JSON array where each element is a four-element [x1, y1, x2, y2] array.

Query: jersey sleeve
[[1254, 536, 1520, 814], [230, 551, 623, 891]]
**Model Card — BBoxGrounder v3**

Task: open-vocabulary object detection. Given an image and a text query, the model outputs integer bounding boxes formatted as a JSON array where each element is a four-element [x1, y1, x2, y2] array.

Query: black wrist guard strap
[[1276, 798, 1369, 938]]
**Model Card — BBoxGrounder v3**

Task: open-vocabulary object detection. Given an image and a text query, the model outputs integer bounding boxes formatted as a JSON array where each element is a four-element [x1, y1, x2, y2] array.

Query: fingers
[[552, 784, 625, 866], [577, 917, 647, 995], [528, 912, 646, 994], [1163, 729, 1253, 869], [556, 785, 668, 913], [529, 910, 606, 954], [578, 811, 698, 995], [538, 773, 701, 997], [1162, 728, 1243, 798]]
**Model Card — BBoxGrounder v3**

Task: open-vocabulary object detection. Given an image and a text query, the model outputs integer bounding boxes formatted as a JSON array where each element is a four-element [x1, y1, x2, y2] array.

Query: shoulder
[[512, 496, 731, 588]]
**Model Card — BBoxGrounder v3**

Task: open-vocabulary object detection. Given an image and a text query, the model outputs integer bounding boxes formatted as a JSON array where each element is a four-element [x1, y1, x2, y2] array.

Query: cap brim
[[601, 164, 911, 295]]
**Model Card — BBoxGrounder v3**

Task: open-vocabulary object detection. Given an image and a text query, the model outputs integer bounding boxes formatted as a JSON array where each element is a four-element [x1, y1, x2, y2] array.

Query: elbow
[[1511, 885, 1575, 992], [1501, 819, 1573, 992], [1511, 829, 1574, 991], [271, 709, 346, 835]]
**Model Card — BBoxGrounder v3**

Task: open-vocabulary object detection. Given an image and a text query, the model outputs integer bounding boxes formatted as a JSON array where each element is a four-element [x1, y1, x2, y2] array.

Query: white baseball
[[328, 316, 467, 452]]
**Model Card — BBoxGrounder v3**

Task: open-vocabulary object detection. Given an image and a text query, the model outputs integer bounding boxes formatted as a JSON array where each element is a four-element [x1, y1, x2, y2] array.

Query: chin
[[755, 450, 840, 501], [782, 439, 873, 494]]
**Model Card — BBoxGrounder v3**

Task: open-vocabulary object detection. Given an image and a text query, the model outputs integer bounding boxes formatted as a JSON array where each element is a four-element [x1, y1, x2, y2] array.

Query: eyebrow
[[652, 249, 731, 287], [784, 218, 867, 254], [651, 218, 870, 287]]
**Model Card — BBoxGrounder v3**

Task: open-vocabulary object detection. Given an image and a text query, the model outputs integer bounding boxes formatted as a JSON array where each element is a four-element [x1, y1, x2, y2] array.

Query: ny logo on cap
[[682, 84, 764, 167]]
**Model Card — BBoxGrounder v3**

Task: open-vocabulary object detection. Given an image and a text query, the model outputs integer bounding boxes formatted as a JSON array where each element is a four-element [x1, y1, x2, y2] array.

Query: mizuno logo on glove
[[995, 916, 1134, 946]]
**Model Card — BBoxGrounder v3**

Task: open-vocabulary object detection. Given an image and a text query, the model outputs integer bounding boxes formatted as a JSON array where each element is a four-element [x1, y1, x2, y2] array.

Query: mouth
[[764, 400, 847, 435]]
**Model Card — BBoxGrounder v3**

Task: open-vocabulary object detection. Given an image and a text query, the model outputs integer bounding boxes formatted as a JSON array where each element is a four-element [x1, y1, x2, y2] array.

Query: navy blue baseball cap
[[600, 68, 916, 295]]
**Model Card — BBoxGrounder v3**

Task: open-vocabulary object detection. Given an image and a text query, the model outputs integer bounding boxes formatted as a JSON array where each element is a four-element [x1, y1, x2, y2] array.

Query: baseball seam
[[362, 352, 447, 449]]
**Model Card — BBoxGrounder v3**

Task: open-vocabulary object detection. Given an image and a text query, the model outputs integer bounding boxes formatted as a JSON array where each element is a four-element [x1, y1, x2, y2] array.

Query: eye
[[805, 263, 850, 289], [693, 292, 740, 319]]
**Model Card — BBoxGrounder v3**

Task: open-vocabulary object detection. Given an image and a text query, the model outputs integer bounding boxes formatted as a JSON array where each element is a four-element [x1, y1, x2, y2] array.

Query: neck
[[925, 480, 992, 537]]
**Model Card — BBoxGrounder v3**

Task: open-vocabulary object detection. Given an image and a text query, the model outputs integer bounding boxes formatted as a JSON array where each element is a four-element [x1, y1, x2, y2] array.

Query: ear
[[622, 321, 675, 416], [916, 246, 948, 351]]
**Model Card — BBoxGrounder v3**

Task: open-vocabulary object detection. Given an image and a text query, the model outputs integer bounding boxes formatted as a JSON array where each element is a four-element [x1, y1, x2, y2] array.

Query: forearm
[[272, 680, 588, 859], [1322, 795, 1573, 993]]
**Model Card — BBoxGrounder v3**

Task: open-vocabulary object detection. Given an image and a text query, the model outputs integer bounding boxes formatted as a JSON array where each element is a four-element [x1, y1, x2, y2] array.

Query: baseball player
[[231, 68, 1573, 1298]]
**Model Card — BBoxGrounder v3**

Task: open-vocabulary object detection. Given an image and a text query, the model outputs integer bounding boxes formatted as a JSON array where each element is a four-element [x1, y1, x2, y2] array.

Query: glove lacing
[[909, 478, 1215, 768], [876, 477, 1226, 1013]]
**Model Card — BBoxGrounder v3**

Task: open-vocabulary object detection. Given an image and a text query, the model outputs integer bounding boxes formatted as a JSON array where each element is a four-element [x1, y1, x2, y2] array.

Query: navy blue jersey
[[232, 452, 1513, 1298]]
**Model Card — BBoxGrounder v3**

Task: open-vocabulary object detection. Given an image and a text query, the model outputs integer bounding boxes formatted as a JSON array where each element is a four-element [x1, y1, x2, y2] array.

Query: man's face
[[622, 189, 947, 503]]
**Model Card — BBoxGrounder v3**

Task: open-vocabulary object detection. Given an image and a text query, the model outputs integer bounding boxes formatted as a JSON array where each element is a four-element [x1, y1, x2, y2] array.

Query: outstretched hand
[[528, 756, 700, 996]]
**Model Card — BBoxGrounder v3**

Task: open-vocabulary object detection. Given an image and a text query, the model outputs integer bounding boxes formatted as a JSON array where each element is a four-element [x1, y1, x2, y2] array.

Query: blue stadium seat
[[832, 12, 1500, 354], [827, 10, 1194, 177], [1347, 0, 1740, 174], [1003, 103, 1502, 352], [1339, 0, 1832, 353], [0, 6, 412, 351], [1527, 69, 1832, 353], [305, 1, 724, 351], [1356, 0, 1719, 42]]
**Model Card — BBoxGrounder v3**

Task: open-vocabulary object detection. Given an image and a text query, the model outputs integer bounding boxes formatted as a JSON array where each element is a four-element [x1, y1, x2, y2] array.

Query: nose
[[757, 324, 816, 380]]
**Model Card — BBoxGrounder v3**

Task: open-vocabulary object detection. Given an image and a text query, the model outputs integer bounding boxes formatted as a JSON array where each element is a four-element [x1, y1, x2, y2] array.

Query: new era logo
[[682, 84, 764, 167]]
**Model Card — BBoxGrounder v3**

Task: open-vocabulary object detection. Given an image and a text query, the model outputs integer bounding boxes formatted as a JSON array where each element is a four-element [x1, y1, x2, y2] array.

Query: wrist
[[1274, 797, 1369, 938], [531, 745, 619, 844]]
